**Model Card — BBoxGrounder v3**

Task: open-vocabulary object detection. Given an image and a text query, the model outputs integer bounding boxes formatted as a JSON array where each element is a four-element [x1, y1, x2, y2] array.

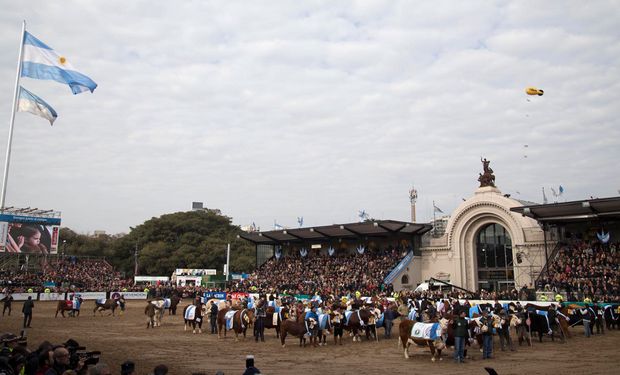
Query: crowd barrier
[[0, 291, 148, 301]]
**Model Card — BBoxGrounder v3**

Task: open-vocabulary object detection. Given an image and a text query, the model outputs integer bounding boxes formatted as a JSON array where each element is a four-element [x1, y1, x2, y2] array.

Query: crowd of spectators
[[234, 247, 406, 296], [538, 239, 620, 303], [0, 258, 132, 293]]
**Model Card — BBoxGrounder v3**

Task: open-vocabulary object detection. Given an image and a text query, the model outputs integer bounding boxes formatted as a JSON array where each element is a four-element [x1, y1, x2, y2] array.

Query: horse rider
[[254, 298, 267, 342]]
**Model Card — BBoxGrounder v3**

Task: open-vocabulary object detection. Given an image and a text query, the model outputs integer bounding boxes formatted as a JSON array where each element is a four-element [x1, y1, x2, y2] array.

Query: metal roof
[[510, 196, 620, 224], [239, 220, 433, 245]]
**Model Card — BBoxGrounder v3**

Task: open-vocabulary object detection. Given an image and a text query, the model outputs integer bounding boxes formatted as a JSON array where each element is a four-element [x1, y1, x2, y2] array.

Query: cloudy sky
[[0, 1, 618, 234]]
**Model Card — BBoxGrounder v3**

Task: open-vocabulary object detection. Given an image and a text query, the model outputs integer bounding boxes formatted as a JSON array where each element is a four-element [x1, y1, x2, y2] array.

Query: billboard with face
[[0, 214, 61, 254]]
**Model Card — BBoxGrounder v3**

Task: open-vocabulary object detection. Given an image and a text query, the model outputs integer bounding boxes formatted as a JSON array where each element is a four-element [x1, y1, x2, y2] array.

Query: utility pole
[[226, 243, 231, 282], [134, 243, 139, 278]]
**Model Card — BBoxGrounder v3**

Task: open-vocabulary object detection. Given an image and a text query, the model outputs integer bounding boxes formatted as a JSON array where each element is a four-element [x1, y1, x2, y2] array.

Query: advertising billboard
[[0, 213, 61, 254], [175, 268, 216, 276]]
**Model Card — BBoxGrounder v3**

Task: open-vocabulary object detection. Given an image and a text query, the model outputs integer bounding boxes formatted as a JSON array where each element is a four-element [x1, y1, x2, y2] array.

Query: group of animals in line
[[54, 296, 620, 362]]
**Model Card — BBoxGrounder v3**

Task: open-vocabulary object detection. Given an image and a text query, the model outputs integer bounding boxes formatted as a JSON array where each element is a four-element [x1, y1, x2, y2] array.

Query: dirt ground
[[1, 300, 619, 375]]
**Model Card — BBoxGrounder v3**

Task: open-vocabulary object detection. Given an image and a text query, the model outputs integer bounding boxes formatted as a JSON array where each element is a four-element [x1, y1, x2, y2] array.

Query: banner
[[39, 292, 65, 301], [111, 291, 147, 300], [5, 293, 38, 301], [79, 292, 106, 300], [203, 291, 227, 300], [175, 268, 216, 276]]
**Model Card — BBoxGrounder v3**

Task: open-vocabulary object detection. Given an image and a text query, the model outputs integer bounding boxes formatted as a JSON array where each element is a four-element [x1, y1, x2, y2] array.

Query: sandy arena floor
[[0, 300, 618, 375]]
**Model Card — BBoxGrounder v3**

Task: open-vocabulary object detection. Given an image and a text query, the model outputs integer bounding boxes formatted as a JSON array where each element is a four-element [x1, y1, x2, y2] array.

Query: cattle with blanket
[[217, 307, 255, 341], [398, 318, 450, 361], [280, 311, 318, 347], [603, 304, 620, 330], [183, 298, 207, 333], [524, 303, 567, 342]]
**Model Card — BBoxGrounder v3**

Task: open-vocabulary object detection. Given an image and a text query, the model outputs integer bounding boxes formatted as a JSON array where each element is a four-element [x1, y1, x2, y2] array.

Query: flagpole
[[1, 20, 26, 209], [432, 200, 436, 235]]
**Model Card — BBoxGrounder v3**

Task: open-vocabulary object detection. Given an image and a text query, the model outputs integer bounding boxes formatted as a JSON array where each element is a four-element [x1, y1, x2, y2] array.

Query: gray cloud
[[0, 1, 618, 233]]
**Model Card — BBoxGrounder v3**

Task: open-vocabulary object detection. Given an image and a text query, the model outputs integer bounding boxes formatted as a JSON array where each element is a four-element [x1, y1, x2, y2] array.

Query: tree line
[[58, 209, 256, 277]]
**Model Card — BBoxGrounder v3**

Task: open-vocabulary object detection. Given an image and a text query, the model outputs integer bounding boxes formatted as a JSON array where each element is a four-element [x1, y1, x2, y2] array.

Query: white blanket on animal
[[411, 322, 441, 340], [96, 298, 106, 305], [184, 305, 196, 320], [272, 311, 278, 326], [225, 310, 237, 330]]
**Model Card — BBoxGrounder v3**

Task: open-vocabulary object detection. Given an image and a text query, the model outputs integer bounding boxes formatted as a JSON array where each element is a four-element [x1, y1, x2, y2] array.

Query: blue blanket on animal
[[164, 298, 171, 309], [344, 310, 353, 323], [184, 305, 196, 320], [225, 310, 237, 330], [469, 305, 480, 318], [318, 313, 330, 330], [96, 298, 106, 305]]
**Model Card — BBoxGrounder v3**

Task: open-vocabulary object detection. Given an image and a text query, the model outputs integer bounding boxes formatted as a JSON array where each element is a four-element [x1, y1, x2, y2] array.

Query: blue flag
[[21, 31, 97, 94]]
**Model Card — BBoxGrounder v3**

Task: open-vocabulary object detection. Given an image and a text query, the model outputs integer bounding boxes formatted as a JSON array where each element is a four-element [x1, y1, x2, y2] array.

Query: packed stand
[[0, 258, 133, 293], [235, 247, 411, 296], [538, 240, 620, 303]]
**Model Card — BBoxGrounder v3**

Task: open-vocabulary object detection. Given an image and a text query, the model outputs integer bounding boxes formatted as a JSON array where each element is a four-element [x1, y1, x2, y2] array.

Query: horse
[[217, 307, 255, 341], [398, 318, 449, 362], [183, 302, 208, 333], [55, 297, 83, 318], [93, 297, 124, 316], [280, 317, 318, 347], [145, 301, 165, 328], [344, 309, 373, 342]]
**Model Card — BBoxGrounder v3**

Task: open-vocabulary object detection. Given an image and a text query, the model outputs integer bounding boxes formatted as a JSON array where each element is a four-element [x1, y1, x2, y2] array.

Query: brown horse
[[217, 307, 255, 341], [398, 318, 449, 362], [280, 317, 317, 347], [93, 298, 124, 316], [55, 298, 82, 318]]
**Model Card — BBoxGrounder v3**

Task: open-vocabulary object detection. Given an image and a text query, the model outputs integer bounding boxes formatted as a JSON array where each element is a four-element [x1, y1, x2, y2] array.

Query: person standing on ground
[[2, 292, 13, 316], [383, 304, 400, 339], [480, 310, 494, 359], [209, 300, 219, 334], [22, 296, 34, 328], [452, 310, 468, 363]]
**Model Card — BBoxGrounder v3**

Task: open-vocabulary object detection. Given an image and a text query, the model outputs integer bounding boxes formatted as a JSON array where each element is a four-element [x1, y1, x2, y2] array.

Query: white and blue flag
[[21, 31, 97, 94], [17, 86, 58, 125]]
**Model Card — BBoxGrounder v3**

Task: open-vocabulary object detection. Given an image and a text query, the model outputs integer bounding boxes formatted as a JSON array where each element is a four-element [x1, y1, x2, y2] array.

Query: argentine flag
[[21, 31, 97, 94], [18, 86, 57, 125]]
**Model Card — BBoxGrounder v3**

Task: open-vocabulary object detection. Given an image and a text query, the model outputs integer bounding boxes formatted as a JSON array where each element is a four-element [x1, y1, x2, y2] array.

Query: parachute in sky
[[525, 87, 544, 96]]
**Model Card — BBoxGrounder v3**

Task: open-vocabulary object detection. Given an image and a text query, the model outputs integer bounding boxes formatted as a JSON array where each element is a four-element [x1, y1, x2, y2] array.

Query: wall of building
[[397, 186, 550, 291]]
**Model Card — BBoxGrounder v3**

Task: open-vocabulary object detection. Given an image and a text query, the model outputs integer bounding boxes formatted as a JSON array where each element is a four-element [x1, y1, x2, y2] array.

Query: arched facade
[[392, 186, 551, 291]]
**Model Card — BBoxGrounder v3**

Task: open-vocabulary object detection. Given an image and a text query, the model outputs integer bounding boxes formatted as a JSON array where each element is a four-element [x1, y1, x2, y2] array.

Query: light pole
[[62, 240, 67, 261]]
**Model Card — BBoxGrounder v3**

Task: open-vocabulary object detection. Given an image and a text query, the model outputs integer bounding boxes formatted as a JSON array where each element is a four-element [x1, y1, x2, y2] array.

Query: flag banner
[[21, 31, 97, 94], [434, 205, 444, 214], [17, 86, 57, 125]]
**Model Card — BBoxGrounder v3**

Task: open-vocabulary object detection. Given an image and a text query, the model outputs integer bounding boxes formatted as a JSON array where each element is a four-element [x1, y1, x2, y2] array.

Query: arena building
[[241, 160, 620, 295]]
